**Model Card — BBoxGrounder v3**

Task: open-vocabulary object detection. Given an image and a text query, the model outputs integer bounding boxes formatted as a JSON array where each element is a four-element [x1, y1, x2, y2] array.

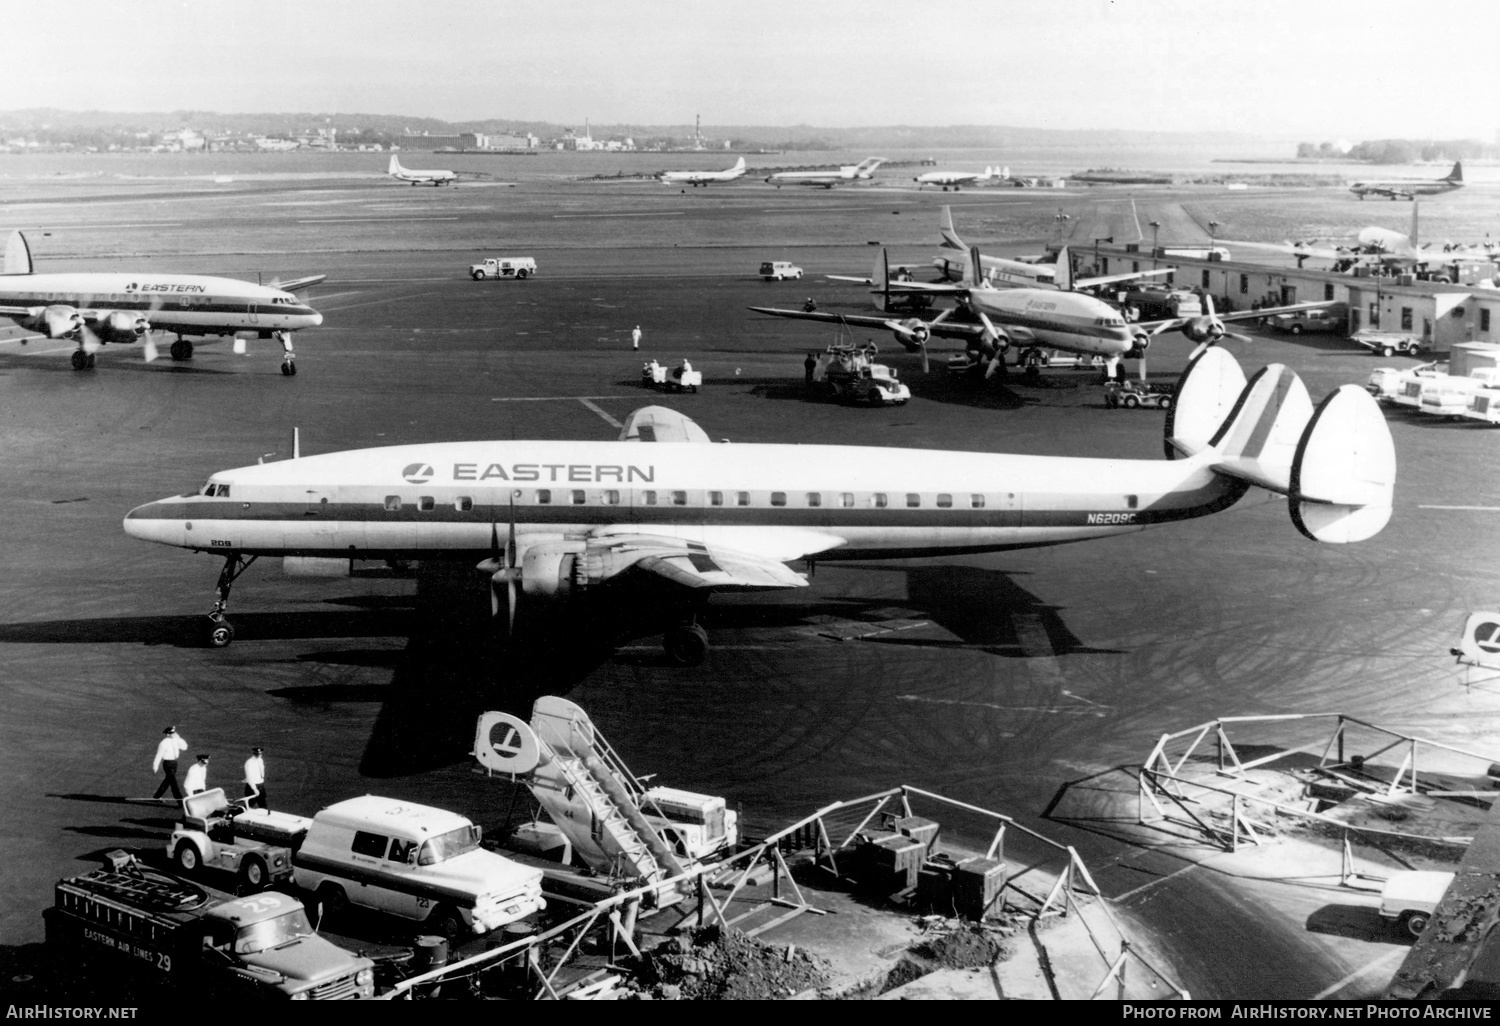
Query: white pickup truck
[[470, 257, 537, 280]]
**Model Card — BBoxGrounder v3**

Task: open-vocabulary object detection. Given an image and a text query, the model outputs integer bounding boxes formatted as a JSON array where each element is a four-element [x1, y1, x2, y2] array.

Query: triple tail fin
[[388, 155, 401, 175], [1166, 347, 1395, 543]]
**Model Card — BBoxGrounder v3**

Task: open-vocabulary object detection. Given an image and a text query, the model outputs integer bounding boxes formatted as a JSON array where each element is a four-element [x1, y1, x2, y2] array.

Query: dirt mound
[[879, 924, 1006, 995], [638, 925, 830, 1000]]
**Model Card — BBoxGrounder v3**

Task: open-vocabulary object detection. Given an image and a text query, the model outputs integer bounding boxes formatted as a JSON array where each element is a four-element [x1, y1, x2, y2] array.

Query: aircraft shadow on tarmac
[[0, 607, 416, 648], [0, 350, 237, 376]]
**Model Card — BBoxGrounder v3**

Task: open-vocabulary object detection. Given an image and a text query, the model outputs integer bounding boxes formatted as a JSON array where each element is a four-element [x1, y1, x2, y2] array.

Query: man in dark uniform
[[805, 352, 817, 386]]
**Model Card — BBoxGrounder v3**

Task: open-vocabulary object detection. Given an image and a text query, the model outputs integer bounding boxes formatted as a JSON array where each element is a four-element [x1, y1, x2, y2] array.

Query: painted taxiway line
[[1419, 505, 1500, 511], [295, 216, 462, 223], [490, 395, 633, 402], [29, 222, 185, 230], [577, 398, 623, 428], [553, 211, 685, 219], [1310, 947, 1405, 1001]]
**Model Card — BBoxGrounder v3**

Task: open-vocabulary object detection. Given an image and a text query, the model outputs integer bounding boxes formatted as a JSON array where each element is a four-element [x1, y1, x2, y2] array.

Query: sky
[[13, 0, 1498, 140]]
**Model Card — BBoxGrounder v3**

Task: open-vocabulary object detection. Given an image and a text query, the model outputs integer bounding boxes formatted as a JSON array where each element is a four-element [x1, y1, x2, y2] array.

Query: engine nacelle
[[888, 319, 930, 352], [1178, 317, 1225, 346], [96, 309, 150, 343], [34, 304, 84, 339], [520, 541, 587, 599]]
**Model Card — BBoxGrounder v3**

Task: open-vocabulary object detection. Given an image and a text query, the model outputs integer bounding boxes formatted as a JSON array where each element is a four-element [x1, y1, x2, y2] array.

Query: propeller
[[480, 497, 523, 634], [975, 311, 1008, 378], [142, 294, 164, 363]]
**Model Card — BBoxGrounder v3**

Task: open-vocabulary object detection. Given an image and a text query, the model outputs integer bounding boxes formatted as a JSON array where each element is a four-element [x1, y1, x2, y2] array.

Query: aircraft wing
[[1141, 300, 1338, 336], [747, 306, 987, 341], [274, 274, 327, 292], [630, 538, 811, 591], [1075, 267, 1174, 289]]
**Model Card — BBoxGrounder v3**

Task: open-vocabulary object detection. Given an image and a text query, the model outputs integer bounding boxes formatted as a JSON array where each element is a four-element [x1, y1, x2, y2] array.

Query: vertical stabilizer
[[3, 230, 33, 275], [1446, 161, 1464, 183], [1054, 246, 1073, 291], [964, 246, 984, 288], [873, 248, 892, 312], [387, 155, 400, 175], [1410, 199, 1420, 250], [938, 206, 965, 250]]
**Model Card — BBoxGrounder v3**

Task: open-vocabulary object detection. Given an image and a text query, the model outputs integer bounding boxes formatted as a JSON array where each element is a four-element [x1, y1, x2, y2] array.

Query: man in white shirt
[[151, 726, 189, 800], [183, 754, 210, 796], [243, 746, 267, 809]]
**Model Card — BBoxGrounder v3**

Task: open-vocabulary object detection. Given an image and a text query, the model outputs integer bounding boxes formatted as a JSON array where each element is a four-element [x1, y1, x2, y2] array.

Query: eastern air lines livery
[[0, 231, 323, 374], [124, 348, 1395, 663]]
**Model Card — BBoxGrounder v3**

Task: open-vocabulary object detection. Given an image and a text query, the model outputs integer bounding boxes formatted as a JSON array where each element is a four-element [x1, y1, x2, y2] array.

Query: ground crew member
[[805, 352, 817, 385], [184, 754, 210, 796], [152, 725, 189, 801], [802, 297, 817, 312], [632, 325, 641, 350], [243, 746, 267, 809]]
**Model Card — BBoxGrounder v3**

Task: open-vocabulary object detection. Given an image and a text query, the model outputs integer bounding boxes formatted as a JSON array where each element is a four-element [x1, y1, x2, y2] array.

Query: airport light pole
[[1054, 209, 1071, 250], [1149, 221, 1161, 268]]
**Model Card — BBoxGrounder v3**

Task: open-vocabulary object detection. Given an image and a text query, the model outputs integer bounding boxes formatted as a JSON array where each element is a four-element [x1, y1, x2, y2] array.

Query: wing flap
[[584, 534, 810, 591]]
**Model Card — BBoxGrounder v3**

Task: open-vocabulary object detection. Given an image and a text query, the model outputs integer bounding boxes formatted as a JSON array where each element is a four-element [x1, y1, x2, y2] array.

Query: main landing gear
[[169, 339, 195, 361], [70, 349, 95, 371], [203, 553, 256, 648], [663, 619, 709, 667], [276, 330, 297, 377]]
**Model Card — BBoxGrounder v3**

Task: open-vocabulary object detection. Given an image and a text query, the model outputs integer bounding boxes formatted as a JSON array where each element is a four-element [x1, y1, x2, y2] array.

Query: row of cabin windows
[[381, 491, 1011, 512]]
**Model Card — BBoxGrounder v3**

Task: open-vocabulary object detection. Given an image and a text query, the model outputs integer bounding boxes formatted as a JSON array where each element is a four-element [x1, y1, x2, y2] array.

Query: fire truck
[[45, 850, 375, 998]]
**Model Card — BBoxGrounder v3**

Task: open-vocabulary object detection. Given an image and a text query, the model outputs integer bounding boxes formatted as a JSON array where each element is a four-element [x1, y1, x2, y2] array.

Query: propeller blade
[[1225, 331, 1255, 344], [920, 343, 929, 375], [507, 578, 518, 635], [143, 333, 159, 363], [985, 352, 1003, 379], [506, 496, 517, 569], [81, 325, 101, 354], [232, 337, 248, 356]]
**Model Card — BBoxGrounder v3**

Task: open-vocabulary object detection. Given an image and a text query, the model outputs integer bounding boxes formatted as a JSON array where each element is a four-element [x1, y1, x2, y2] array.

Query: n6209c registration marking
[[1087, 513, 1137, 525]]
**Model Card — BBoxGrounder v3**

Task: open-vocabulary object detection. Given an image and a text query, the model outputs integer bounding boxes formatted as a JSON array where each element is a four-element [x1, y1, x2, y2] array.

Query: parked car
[[1271, 308, 1346, 335], [759, 261, 803, 281]]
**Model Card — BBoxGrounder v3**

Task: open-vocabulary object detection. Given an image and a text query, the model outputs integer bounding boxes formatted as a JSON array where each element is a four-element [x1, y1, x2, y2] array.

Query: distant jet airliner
[[388, 154, 457, 186], [1350, 161, 1463, 201], [765, 158, 886, 188], [659, 157, 747, 187]]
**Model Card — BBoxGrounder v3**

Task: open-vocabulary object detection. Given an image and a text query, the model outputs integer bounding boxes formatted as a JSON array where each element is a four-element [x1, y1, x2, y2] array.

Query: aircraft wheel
[[664, 624, 709, 667], [205, 616, 235, 648], [1024, 363, 1040, 378], [175, 842, 200, 873], [1124, 395, 1140, 408], [239, 856, 268, 893], [281, 361, 295, 376], [71, 350, 88, 370]]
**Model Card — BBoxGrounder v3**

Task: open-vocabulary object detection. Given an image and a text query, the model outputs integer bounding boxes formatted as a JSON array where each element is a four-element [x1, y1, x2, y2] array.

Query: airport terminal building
[[1094, 245, 1500, 355]]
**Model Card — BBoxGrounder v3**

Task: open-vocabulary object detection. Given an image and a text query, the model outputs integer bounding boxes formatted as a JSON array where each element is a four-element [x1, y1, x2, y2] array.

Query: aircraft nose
[[123, 499, 185, 546], [310, 310, 323, 327]]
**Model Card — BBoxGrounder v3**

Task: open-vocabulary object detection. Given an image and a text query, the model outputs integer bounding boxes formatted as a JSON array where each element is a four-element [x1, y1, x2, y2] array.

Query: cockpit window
[[201, 483, 230, 497]]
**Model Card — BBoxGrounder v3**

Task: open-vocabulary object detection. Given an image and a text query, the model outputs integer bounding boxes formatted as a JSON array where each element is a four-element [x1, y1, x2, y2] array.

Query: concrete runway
[[2, 165, 1498, 999]]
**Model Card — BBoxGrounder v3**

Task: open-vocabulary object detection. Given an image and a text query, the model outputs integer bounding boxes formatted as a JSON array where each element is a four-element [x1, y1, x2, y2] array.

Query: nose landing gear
[[276, 331, 297, 377], [662, 620, 709, 667], [203, 553, 256, 647]]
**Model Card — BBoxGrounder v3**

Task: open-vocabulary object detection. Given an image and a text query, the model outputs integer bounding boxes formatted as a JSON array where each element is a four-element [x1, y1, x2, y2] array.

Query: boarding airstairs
[[476, 696, 691, 895]]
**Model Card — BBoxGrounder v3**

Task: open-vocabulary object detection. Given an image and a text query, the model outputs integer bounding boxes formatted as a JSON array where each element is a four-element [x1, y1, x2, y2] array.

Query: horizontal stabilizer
[[618, 406, 711, 443], [1289, 385, 1395, 542], [4, 231, 33, 275]]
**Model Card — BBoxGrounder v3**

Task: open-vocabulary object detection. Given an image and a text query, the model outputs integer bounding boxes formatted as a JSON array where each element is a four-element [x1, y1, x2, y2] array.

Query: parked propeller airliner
[[659, 157, 747, 187], [1350, 161, 1463, 201], [765, 158, 886, 188], [0, 231, 324, 374], [914, 166, 1006, 190], [124, 356, 1394, 662], [387, 154, 456, 186], [754, 246, 1333, 380]]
